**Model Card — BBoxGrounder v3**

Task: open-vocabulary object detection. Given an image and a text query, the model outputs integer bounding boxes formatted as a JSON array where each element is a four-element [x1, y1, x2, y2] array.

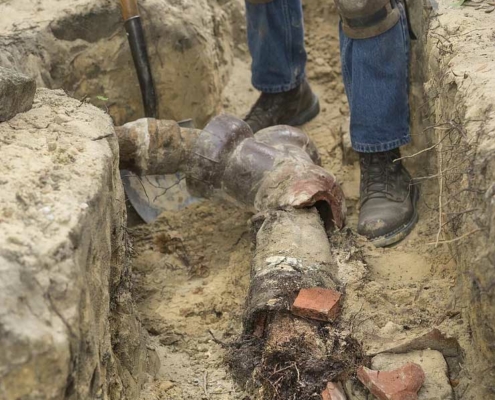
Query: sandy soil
[[131, 3, 472, 399], [0, 0, 245, 128], [132, 201, 251, 399]]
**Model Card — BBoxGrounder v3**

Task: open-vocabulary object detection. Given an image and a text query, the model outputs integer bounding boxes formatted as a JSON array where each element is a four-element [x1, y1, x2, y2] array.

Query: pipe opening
[[314, 200, 334, 232]]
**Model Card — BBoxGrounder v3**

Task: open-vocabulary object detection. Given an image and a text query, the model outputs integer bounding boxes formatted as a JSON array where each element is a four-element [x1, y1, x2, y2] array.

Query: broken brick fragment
[[291, 287, 342, 322], [321, 382, 347, 400], [357, 363, 425, 400]]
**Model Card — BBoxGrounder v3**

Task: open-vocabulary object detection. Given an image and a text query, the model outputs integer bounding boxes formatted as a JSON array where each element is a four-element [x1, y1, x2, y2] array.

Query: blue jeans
[[245, 0, 411, 153]]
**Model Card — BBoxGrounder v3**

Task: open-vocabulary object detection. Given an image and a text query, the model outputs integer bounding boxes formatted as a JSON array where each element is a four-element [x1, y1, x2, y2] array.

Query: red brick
[[357, 363, 425, 400], [291, 287, 342, 322], [321, 382, 347, 400]]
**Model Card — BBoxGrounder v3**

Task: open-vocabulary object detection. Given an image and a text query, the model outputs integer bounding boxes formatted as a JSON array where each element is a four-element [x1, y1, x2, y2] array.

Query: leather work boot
[[244, 80, 320, 133], [357, 149, 419, 247]]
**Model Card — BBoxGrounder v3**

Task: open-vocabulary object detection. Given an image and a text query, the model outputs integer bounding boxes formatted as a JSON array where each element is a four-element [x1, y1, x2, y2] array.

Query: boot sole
[[285, 94, 320, 127], [369, 184, 420, 248]]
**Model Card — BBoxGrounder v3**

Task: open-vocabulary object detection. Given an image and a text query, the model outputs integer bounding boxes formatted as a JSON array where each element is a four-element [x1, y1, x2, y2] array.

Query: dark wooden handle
[[120, 0, 139, 20]]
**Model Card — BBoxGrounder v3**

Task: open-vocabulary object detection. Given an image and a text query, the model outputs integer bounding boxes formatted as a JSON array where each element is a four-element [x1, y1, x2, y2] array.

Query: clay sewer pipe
[[115, 114, 346, 230]]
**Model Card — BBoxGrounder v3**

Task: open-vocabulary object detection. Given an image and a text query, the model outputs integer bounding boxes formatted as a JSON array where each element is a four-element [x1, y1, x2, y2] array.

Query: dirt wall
[[0, 89, 157, 400], [410, 0, 495, 396], [0, 0, 244, 127], [0, 2, 246, 397]]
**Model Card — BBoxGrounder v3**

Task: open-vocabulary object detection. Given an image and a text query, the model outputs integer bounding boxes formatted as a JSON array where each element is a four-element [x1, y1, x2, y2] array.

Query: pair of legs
[[244, 0, 418, 246]]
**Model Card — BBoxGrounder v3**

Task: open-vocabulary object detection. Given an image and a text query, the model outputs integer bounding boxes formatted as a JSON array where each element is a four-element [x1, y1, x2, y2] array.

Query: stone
[[0, 67, 36, 122], [291, 287, 342, 322], [357, 362, 425, 400], [372, 350, 454, 400], [380, 321, 405, 336], [322, 382, 348, 400]]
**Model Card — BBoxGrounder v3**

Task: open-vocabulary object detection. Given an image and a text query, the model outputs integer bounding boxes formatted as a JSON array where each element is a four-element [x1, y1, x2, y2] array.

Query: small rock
[[449, 379, 459, 388], [291, 287, 342, 322], [315, 57, 326, 66], [357, 362, 425, 400], [47, 140, 58, 152], [0, 67, 36, 122], [380, 321, 404, 336], [7, 235, 26, 246], [322, 381, 347, 400]]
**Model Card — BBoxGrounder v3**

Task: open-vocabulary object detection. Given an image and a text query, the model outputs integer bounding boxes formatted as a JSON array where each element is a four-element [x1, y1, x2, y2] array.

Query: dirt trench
[[1, 0, 492, 399], [128, 3, 477, 399]]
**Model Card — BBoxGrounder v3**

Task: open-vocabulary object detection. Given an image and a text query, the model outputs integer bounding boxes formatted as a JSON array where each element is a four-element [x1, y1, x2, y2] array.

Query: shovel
[[119, 0, 201, 222]]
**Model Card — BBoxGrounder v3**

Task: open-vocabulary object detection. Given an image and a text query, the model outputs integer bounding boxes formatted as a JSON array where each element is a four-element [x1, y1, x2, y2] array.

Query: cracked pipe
[[116, 114, 346, 230]]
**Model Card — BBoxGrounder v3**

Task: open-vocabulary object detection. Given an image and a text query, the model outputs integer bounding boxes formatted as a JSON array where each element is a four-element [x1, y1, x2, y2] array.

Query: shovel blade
[[121, 170, 202, 223]]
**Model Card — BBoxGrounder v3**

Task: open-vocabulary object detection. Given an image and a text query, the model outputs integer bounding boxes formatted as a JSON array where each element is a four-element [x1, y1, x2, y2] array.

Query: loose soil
[[131, 3, 473, 399]]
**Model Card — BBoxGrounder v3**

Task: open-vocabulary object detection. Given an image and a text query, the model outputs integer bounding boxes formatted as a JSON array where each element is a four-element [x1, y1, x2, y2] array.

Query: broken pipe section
[[118, 115, 348, 394], [115, 114, 346, 230]]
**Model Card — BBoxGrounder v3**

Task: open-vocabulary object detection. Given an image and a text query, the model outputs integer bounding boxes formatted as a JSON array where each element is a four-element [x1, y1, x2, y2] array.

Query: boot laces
[[361, 152, 402, 206]]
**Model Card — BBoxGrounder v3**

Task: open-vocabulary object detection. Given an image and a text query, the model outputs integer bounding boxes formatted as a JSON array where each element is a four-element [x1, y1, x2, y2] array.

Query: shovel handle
[[120, 0, 139, 20]]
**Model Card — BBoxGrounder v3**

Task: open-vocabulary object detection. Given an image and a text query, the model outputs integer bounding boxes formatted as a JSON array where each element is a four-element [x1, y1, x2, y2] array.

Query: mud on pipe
[[115, 114, 346, 230]]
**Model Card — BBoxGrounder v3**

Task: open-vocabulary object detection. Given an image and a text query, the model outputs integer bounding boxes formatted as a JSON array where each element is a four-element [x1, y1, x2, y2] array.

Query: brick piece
[[322, 382, 347, 400], [372, 350, 453, 400], [0, 67, 36, 122], [291, 287, 342, 322], [357, 363, 425, 400]]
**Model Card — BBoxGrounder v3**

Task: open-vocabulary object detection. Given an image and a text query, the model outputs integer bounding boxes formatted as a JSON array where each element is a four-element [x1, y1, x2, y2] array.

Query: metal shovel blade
[[121, 171, 202, 223], [121, 116, 201, 223]]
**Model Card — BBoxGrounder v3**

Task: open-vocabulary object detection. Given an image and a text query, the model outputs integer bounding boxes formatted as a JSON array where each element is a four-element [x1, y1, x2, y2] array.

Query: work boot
[[357, 149, 419, 247], [244, 80, 320, 133]]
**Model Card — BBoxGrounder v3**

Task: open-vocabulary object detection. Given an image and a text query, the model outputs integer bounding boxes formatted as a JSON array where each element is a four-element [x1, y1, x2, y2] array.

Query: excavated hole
[[88, 3, 461, 399], [7, 0, 479, 399]]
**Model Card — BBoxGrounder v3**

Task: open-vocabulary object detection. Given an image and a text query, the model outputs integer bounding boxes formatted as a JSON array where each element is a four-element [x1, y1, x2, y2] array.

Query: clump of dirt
[[225, 313, 366, 400], [255, 316, 366, 400], [225, 337, 264, 390]]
